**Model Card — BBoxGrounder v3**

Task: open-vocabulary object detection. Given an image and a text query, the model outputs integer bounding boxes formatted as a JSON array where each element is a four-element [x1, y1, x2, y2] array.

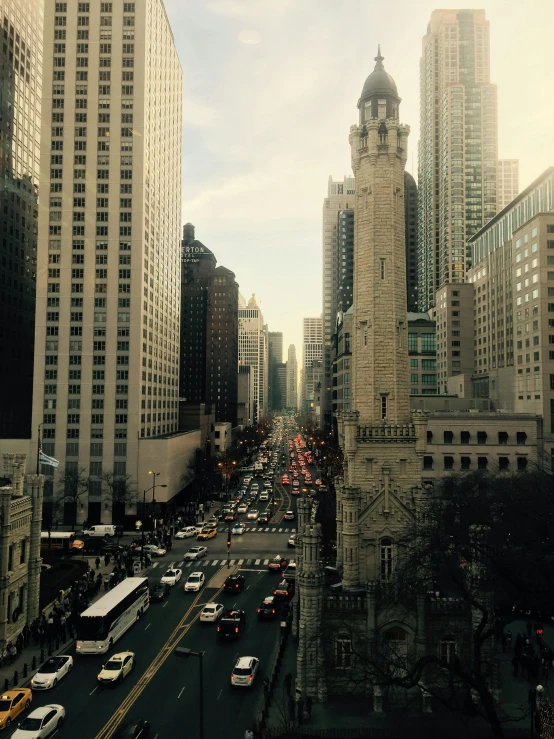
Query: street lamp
[[175, 648, 204, 739], [140, 482, 167, 568]]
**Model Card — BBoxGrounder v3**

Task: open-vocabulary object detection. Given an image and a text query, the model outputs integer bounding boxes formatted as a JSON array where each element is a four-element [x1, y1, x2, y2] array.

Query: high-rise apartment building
[[302, 317, 322, 418], [404, 172, 418, 312], [418, 9, 498, 312], [0, 0, 43, 439], [497, 159, 519, 211], [268, 331, 283, 411], [286, 344, 297, 409], [336, 208, 354, 314], [32, 0, 186, 525], [238, 295, 267, 422], [322, 176, 355, 429]]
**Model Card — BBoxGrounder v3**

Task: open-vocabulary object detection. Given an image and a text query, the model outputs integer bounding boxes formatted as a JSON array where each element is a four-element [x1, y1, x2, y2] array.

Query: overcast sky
[[165, 0, 554, 360]]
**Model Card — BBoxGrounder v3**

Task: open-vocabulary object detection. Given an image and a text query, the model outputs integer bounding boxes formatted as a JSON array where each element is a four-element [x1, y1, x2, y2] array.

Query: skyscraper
[[418, 9, 498, 311], [238, 295, 267, 422], [268, 331, 283, 411], [322, 176, 355, 429], [286, 344, 297, 410], [32, 0, 184, 525], [302, 317, 322, 417], [336, 208, 354, 314], [0, 0, 43, 439], [497, 159, 519, 211], [404, 171, 418, 313]]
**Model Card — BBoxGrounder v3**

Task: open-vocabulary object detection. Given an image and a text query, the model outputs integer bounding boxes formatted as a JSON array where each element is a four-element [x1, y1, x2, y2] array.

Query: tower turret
[[358, 46, 401, 125]]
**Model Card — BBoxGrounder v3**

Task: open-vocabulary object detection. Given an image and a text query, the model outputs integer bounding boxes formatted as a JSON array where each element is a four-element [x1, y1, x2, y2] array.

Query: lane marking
[[145, 623, 150, 631], [90, 686, 98, 695], [177, 686, 185, 699], [217, 688, 222, 700], [162, 602, 168, 608]]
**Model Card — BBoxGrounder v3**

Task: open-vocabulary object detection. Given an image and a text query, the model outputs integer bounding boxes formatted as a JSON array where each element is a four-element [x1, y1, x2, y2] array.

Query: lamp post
[[175, 648, 204, 739], [140, 482, 167, 569], [148, 470, 160, 523], [530, 684, 544, 739]]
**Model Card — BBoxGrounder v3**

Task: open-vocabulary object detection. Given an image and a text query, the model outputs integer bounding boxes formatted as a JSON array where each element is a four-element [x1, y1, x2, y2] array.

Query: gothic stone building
[[295, 51, 512, 711], [0, 454, 44, 647]]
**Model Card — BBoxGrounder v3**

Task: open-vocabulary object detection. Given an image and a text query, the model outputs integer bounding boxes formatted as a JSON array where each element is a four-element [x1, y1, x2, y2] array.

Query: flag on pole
[[39, 450, 59, 469]]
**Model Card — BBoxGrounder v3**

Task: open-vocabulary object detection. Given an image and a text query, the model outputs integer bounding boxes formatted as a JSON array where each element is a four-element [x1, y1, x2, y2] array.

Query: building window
[[499, 457, 509, 471], [460, 431, 470, 444], [440, 637, 457, 664], [517, 457, 528, 471], [335, 638, 352, 670], [423, 456, 433, 470], [498, 432, 508, 445], [380, 394, 388, 420], [443, 431, 453, 444], [461, 456, 471, 470], [444, 456, 454, 470], [477, 431, 487, 445], [408, 333, 418, 353], [380, 537, 393, 581]]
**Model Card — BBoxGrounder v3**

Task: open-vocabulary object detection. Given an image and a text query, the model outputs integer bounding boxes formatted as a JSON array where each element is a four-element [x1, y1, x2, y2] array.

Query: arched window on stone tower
[[380, 536, 393, 581], [378, 122, 388, 145]]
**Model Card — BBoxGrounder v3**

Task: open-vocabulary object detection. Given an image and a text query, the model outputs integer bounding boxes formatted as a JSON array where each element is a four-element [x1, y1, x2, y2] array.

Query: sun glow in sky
[[165, 0, 554, 359]]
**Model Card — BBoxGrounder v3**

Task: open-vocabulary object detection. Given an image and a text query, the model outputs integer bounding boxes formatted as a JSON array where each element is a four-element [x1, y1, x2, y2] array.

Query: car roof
[[236, 656, 256, 667], [263, 596, 275, 603], [110, 652, 133, 660], [189, 571, 203, 577], [0, 690, 29, 699], [26, 705, 60, 719]]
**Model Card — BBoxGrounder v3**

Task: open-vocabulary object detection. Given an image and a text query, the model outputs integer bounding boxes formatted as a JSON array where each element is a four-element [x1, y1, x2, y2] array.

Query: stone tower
[[336, 49, 427, 591]]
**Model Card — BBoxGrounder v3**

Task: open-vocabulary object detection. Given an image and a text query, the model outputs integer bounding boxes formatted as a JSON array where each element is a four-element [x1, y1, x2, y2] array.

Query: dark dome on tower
[[359, 46, 400, 104]]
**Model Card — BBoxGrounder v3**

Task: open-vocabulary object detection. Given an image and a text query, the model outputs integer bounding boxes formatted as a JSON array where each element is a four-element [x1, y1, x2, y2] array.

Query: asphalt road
[[6, 435, 323, 739]]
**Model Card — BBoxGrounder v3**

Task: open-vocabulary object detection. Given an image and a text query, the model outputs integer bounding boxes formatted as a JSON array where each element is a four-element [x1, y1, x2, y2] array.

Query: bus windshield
[[77, 616, 106, 641]]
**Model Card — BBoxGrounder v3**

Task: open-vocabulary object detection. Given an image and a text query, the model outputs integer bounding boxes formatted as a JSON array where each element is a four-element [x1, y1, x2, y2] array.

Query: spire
[[374, 45, 384, 70]]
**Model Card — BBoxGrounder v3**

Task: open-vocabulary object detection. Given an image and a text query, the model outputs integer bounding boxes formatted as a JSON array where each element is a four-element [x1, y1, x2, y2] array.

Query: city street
[[6, 462, 305, 739]]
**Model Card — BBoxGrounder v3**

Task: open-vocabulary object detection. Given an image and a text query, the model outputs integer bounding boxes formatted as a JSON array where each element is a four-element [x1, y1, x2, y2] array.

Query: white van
[[83, 524, 117, 538]]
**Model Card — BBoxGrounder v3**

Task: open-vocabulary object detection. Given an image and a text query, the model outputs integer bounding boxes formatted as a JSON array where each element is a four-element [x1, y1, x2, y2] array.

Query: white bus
[[76, 577, 149, 654]]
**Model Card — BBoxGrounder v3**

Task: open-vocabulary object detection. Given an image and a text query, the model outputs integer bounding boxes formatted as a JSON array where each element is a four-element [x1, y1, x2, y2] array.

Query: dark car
[[268, 555, 288, 572], [83, 538, 108, 554], [150, 582, 170, 602], [113, 719, 150, 739], [223, 574, 245, 593], [273, 579, 294, 599], [217, 609, 246, 638], [257, 596, 278, 620], [258, 510, 272, 525], [102, 543, 126, 555]]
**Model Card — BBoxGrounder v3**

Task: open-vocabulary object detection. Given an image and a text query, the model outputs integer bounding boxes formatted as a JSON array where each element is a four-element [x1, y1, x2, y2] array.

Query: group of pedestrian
[[510, 627, 554, 683], [0, 641, 18, 667]]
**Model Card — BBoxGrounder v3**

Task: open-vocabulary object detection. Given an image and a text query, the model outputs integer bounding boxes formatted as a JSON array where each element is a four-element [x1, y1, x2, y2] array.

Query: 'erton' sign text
[[181, 244, 207, 263]]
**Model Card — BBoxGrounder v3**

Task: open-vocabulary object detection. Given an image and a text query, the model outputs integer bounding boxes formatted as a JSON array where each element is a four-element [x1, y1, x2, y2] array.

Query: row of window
[[55, 3, 135, 11], [423, 455, 527, 471]]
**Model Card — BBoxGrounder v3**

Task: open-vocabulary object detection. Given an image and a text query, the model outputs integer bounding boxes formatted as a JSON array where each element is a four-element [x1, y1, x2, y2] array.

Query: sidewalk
[[0, 557, 146, 691]]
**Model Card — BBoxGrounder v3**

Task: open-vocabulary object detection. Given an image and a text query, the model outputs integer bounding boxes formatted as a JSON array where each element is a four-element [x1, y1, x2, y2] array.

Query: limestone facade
[[0, 453, 44, 647]]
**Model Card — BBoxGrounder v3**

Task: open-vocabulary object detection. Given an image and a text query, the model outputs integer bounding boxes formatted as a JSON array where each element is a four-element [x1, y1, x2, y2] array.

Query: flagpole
[[36, 423, 42, 475]]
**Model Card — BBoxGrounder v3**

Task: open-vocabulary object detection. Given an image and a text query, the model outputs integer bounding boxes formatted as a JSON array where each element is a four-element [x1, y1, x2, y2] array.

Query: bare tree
[[55, 466, 90, 527]]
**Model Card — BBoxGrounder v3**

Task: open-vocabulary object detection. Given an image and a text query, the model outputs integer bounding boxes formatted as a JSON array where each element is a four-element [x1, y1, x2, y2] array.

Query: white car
[[263, 481, 272, 488], [284, 510, 295, 521], [175, 526, 200, 539], [12, 705, 65, 738], [247, 509, 259, 520], [231, 656, 260, 687], [199, 602, 224, 623], [288, 534, 296, 548], [30, 655, 73, 690], [259, 492, 269, 502], [97, 651, 135, 686], [184, 572, 205, 592], [142, 544, 166, 557], [237, 503, 248, 514], [184, 546, 207, 560], [232, 523, 246, 535], [160, 568, 182, 586]]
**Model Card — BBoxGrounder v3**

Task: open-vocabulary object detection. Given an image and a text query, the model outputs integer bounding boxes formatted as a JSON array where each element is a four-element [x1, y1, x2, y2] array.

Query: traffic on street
[[3, 417, 331, 739]]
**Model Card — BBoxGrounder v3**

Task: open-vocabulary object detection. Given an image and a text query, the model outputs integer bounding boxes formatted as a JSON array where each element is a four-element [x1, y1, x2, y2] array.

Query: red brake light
[[249, 675, 253, 681], [235, 627, 239, 633], [272, 609, 276, 613], [257, 608, 261, 612], [217, 626, 220, 632]]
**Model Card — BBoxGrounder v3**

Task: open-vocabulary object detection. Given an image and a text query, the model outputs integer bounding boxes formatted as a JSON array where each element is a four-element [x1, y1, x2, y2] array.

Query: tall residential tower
[[286, 344, 298, 410], [418, 9, 497, 311], [32, 0, 184, 525]]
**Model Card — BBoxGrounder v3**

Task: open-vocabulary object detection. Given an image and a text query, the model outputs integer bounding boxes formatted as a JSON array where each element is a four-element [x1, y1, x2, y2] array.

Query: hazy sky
[[165, 0, 554, 359]]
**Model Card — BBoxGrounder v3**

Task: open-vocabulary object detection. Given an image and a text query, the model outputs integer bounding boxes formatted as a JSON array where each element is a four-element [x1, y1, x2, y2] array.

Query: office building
[[302, 316, 322, 419], [330, 306, 352, 437], [404, 172, 418, 312], [418, 9, 498, 311], [408, 313, 437, 395], [286, 344, 297, 409], [237, 365, 254, 428], [275, 363, 287, 412], [435, 283, 474, 393], [238, 294, 267, 422], [497, 159, 519, 211], [336, 208, 354, 314], [32, 0, 199, 526], [268, 331, 283, 411], [322, 176, 355, 429], [0, 0, 43, 439]]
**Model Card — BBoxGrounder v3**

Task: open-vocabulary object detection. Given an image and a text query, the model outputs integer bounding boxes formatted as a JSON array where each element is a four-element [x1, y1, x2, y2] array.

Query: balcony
[[357, 424, 417, 443]]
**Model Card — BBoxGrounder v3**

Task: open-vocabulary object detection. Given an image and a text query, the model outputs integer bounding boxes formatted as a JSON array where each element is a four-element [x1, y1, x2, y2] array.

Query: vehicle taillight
[[217, 626, 220, 632], [249, 675, 253, 681], [272, 609, 275, 613], [257, 608, 261, 613], [235, 627, 239, 633], [236, 584, 239, 588]]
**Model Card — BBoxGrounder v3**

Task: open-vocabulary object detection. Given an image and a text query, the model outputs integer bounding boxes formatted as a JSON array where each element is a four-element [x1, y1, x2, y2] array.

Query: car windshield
[[19, 717, 42, 730], [105, 659, 122, 670], [164, 571, 175, 577], [39, 658, 60, 673], [204, 607, 215, 613], [189, 576, 201, 582], [233, 667, 251, 676], [0, 699, 12, 711]]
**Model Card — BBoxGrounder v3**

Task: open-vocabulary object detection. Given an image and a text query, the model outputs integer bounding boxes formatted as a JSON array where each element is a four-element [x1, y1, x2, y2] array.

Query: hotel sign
[[181, 244, 206, 263]]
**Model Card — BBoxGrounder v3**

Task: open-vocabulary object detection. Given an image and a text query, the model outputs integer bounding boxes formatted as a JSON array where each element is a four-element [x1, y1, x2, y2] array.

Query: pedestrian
[[512, 655, 519, 678], [244, 729, 253, 739], [501, 633, 507, 653], [284, 672, 293, 696]]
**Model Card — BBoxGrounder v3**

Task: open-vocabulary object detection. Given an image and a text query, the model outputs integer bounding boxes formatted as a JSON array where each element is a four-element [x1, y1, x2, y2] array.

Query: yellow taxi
[[197, 527, 217, 541], [0, 689, 32, 730]]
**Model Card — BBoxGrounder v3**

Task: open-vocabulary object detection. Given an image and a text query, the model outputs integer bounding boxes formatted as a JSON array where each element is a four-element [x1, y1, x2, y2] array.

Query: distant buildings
[[237, 365, 255, 427], [497, 159, 519, 211], [286, 345, 298, 410], [238, 295, 268, 422], [418, 9, 498, 311], [0, 0, 43, 440], [404, 172, 418, 313], [268, 331, 284, 411], [302, 317, 323, 418]]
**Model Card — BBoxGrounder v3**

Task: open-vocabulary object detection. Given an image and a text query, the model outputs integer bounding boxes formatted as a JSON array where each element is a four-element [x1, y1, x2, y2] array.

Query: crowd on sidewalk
[[504, 620, 554, 685]]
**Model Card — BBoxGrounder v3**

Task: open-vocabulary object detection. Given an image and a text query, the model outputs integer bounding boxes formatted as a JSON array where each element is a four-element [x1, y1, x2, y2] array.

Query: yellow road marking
[[94, 579, 225, 739]]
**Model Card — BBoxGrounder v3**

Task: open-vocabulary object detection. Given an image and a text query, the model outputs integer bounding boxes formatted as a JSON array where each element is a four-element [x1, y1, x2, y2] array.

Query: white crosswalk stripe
[[229, 560, 235, 565], [151, 562, 158, 568], [245, 559, 252, 565], [185, 562, 193, 568], [278, 528, 283, 532], [271, 528, 276, 532], [211, 560, 219, 566], [263, 559, 269, 565], [177, 561, 184, 567], [255, 559, 261, 565], [238, 559, 244, 565]]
